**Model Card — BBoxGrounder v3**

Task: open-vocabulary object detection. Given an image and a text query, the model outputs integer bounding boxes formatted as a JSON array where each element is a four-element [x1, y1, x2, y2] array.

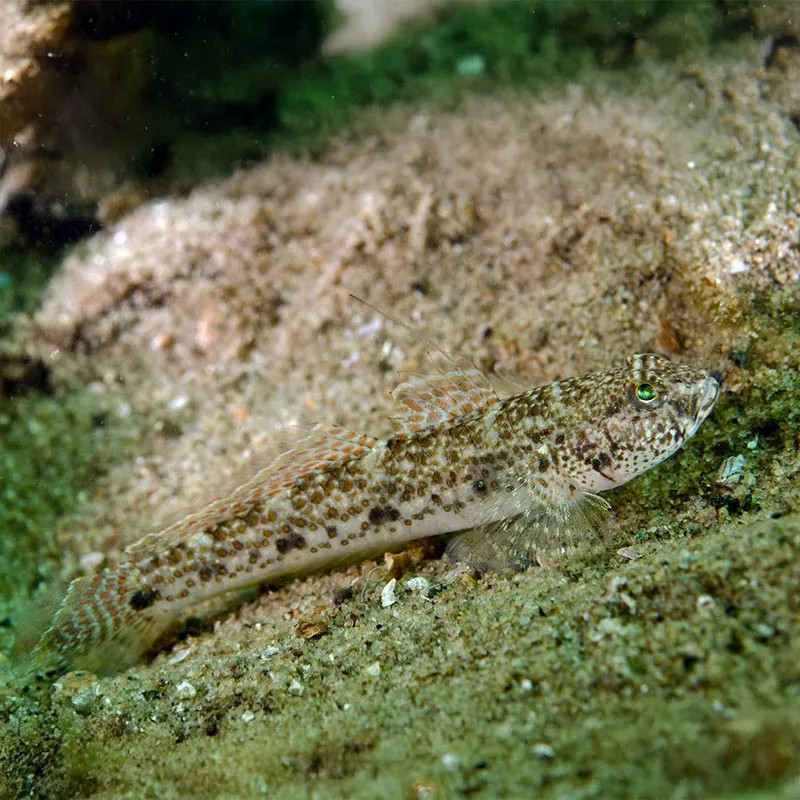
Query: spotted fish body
[[27, 354, 718, 675]]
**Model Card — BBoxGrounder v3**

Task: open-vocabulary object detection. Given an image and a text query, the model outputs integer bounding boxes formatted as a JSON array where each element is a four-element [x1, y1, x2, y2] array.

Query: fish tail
[[19, 562, 172, 678]]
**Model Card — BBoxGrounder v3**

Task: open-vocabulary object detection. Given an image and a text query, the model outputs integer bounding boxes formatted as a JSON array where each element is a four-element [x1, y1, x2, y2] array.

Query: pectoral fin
[[446, 493, 610, 572]]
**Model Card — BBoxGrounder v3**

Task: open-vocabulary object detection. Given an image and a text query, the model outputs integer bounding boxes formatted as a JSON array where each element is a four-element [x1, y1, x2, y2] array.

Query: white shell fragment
[[381, 578, 398, 607], [533, 743, 555, 759], [175, 680, 196, 699], [716, 454, 746, 488]]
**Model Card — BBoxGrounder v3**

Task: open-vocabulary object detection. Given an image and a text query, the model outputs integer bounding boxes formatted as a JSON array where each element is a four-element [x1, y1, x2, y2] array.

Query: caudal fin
[[17, 563, 173, 679]]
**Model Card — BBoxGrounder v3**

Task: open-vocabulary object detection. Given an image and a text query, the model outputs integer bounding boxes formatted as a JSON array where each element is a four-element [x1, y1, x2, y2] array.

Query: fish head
[[558, 353, 719, 492]]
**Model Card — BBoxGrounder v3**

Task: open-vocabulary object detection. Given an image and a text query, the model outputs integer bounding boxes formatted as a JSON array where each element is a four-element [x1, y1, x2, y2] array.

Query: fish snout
[[695, 373, 720, 422]]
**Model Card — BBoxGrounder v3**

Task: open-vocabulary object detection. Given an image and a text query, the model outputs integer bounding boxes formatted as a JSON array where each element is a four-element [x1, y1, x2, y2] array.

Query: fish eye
[[635, 383, 657, 403]]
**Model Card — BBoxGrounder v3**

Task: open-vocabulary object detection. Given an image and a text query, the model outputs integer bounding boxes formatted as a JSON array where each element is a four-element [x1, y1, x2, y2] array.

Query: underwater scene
[[0, 1, 798, 798]]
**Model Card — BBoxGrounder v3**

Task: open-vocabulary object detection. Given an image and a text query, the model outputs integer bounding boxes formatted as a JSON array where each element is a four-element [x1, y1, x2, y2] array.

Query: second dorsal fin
[[391, 368, 499, 436], [127, 425, 379, 555]]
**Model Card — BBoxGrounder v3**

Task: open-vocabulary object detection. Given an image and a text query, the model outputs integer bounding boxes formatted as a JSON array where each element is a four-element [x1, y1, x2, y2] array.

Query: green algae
[[0, 248, 61, 322], [3, 512, 796, 799], [51, 0, 773, 185], [276, 0, 749, 149], [0, 390, 140, 660]]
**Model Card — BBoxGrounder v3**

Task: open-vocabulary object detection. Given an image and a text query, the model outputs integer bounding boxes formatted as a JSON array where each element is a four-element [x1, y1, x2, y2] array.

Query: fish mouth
[[687, 374, 720, 434], [697, 374, 720, 420]]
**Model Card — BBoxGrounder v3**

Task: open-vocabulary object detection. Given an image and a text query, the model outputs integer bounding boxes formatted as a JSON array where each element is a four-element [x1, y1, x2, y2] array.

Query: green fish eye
[[636, 383, 656, 402]]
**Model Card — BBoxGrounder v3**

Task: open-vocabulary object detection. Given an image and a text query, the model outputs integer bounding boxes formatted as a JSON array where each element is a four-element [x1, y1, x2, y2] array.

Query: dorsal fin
[[127, 425, 379, 555], [348, 295, 508, 436], [252, 424, 379, 495], [391, 368, 499, 436]]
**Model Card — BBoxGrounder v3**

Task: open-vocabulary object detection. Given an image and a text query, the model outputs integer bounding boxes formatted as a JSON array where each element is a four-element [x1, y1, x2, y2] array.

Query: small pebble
[[617, 546, 642, 561], [71, 687, 96, 715], [716, 454, 746, 488], [754, 623, 775, 639], [696, 594, 715, 610], [457, 54, 486, 77], [533, 743, 555, 760], [365, 661, 382, 678], [597, 617, 626, 637], [287, 679, 304, 696], [168, 394, 189, 412], [167, 647, 192, 666], [406, 576, 431, 595], [295, 620, 329, 640], [441, 753, 460, 770], [241, 710, 255, 723], [618, 592, 637, 613], [150, 331, 175, 351], [79, 551, 105, 571], [728, 258, 749, 275], [176, 680, 196, 699]]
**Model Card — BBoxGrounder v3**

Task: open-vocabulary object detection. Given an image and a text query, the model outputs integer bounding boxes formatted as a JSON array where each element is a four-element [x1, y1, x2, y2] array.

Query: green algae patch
[[16, 0, 771, 199], [4, 513, 796, 799], [0, 390, 140, 660], [0, 249, 59, 322], [276, 0, 748, 148]]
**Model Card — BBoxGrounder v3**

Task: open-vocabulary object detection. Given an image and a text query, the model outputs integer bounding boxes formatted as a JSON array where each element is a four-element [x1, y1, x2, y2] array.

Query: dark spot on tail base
[[129, 588, 157, 610]]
